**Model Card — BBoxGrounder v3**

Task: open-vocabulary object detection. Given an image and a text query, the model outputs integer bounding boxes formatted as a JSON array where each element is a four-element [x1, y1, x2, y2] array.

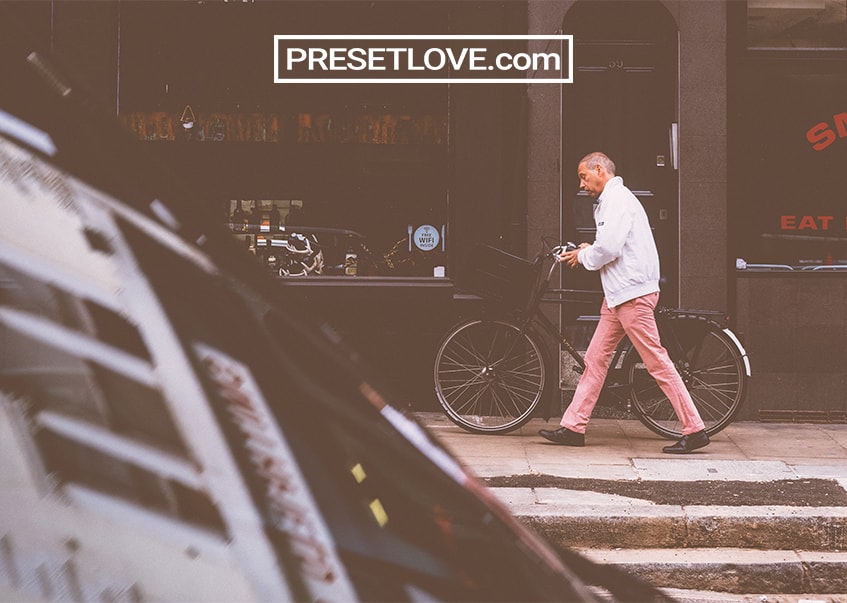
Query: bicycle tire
[[624, 314, 748, 439], [433, 318, 547, 434]]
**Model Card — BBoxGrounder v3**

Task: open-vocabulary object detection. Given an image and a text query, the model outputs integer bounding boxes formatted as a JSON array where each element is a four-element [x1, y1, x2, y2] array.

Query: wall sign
[[780, 215, 847, 231], [413, 225, 440, 251]]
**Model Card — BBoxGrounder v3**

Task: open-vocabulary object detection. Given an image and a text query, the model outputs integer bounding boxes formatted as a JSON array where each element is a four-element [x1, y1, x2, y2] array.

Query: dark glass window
[[733, 1, 847, 267], [733, 65, 847, 267], [116, 1, 450, 279]]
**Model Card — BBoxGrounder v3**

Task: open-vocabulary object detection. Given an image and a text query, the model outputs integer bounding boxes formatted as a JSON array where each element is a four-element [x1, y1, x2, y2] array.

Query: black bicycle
[[433, 241, 751, 438]]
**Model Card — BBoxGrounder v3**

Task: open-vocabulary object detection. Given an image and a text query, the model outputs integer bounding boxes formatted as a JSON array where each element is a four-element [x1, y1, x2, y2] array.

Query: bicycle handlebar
[[540, 241, 579, 286], [550, 241, 578, 262]]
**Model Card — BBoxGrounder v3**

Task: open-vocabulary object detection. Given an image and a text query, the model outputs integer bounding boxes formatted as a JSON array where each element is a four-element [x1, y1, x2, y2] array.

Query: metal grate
[[759, 409, 847, 424]]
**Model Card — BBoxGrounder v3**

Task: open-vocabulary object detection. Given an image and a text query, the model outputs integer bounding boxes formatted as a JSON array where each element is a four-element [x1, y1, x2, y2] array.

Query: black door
[[562, 1, 679, 307]]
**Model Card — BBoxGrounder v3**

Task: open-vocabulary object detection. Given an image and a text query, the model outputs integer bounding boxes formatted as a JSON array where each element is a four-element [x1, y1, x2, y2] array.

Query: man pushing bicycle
[[539, 152, 710, 454]]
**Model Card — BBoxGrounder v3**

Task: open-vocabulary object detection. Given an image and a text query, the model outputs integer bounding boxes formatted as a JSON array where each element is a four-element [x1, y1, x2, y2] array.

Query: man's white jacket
[[577, 176, 661, 308]]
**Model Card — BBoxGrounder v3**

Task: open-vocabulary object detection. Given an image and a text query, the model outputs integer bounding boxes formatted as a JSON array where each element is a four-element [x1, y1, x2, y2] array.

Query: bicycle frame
[[501, 249, 749, 410], [434, 242, 750, 436]]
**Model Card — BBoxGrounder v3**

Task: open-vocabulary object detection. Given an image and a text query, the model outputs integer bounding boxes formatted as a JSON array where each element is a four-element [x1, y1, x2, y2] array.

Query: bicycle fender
[[658, 308, 753, 377], [657, 310, 751, 377], [721, 327, 752, 377], [671, 310, 751, 378]]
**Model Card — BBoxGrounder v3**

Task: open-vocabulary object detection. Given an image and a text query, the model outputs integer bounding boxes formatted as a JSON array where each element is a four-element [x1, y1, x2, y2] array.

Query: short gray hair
[[580, 152, 616, 175]]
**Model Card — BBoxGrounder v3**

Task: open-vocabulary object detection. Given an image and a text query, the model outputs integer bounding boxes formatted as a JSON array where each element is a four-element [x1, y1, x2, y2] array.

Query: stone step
[[491, 487, 847, 550], [660, 589, 847, 603], [575, 548, 847, 595]]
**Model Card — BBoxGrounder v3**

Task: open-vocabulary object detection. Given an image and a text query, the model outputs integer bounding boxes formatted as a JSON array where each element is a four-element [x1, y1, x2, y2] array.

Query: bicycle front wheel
[[434, 319, 547, 434], [625, 315, 748, 439]]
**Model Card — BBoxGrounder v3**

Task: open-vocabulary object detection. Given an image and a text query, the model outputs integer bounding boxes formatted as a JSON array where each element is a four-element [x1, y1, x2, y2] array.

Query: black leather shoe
[[662, 430, 710, 454], [538, 427, 585, 447]]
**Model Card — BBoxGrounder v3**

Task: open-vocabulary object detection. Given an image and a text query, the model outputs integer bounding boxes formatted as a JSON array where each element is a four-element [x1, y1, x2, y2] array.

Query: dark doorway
[[562, 1, 679, 306]]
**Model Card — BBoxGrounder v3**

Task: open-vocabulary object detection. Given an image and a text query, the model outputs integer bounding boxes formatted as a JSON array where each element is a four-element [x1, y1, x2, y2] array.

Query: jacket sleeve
[[578, 201, 634, 271]]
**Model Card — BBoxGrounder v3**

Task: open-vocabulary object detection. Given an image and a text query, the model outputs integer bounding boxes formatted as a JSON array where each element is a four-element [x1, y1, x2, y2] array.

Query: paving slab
[[632, 458, 796, 481], [490, 486, 658, 508]]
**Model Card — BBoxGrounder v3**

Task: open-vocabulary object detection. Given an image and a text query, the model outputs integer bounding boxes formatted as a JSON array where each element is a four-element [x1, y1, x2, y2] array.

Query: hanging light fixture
[[179, 104, 196, 130]]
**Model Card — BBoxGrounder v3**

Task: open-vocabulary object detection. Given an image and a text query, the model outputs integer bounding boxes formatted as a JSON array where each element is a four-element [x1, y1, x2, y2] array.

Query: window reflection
[[226, 199, 446, 278], [747, 0, 847, 49]]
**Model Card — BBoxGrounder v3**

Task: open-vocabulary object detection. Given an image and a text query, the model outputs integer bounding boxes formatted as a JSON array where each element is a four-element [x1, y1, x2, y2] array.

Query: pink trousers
[[561, 292, 705, 435]]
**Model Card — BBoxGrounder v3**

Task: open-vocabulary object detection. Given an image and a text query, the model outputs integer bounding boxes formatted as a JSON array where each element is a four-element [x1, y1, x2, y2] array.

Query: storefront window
[[747, 0, 847, 49], [732, 1, 847, 268], [733, 64, 847, 267], [117, 1, 450, 279]]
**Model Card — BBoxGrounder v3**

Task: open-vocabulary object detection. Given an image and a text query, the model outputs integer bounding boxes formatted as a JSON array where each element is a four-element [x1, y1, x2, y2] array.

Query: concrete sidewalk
[[417, 413, 847, 485], [417, 413, 847, 599]]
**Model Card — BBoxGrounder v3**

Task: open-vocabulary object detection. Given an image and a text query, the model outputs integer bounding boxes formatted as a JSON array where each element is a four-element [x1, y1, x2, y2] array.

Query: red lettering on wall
[[836, 112, 847, 137], [807, 112, 847, 151], [807, 122, 836, 151], [799, 215, 817, 229], [780, 215, 835, 230]]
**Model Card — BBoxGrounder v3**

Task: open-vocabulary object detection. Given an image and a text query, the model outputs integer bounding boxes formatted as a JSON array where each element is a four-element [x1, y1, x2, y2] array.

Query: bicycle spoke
[[632, 391, 679, 424], [489, 386, 524, 419], [434, 319, 546, 433]]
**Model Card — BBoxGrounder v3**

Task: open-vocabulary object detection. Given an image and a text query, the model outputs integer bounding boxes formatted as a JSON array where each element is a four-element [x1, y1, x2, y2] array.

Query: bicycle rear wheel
[[625, 315, 748, 439], [433, 319, 546, 434]]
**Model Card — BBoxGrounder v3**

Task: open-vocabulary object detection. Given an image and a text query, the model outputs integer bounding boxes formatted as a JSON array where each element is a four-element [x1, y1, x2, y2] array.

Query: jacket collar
[[597, 176, 623, 204]]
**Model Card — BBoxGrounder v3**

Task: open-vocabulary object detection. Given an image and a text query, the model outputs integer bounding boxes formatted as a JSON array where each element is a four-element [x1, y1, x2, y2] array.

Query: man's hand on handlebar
[[555, 242, 589, 268]]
